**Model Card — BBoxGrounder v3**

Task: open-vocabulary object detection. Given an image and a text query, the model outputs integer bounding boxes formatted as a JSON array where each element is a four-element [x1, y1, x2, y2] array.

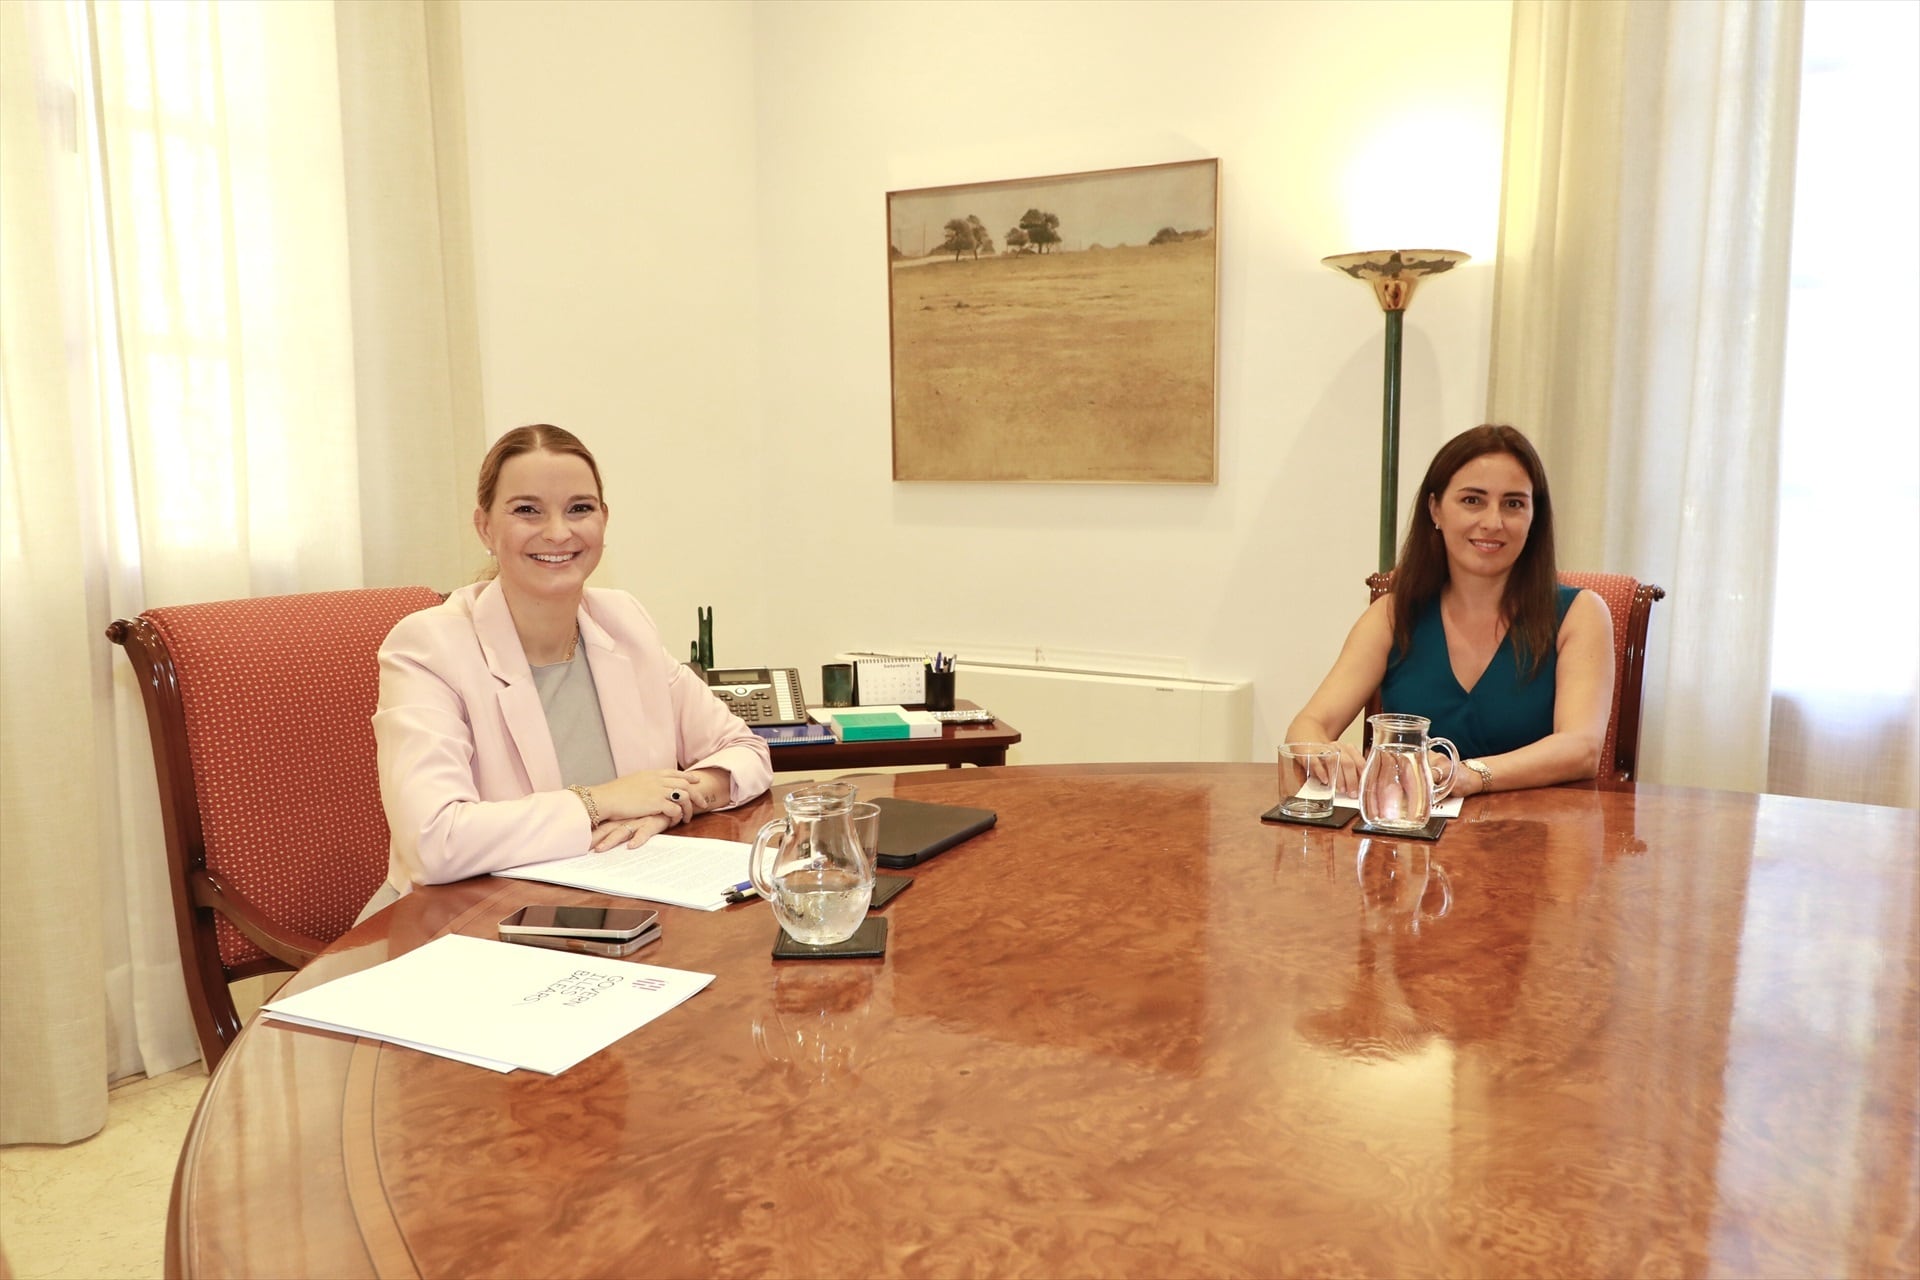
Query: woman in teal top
[[1380, 583, 1581, 759], [1286, 426, 1616, 798]]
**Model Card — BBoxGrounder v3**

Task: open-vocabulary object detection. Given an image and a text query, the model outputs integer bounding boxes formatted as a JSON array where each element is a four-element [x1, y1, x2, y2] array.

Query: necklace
[[532, 629, 579, 667]]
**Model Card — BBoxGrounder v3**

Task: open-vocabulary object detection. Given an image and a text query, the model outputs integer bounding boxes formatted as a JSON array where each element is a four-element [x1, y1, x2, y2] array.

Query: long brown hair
[[1390, 424, 1559, 677], [474, 425, 604, 580]]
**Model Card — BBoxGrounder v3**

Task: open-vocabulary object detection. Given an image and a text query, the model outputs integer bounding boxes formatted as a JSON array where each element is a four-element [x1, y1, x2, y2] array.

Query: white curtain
[[1763, 1, 1919, 809], [335, 0, 487, 590], [1486, 0, 1804, 794], [0, 0, 480, 1145]]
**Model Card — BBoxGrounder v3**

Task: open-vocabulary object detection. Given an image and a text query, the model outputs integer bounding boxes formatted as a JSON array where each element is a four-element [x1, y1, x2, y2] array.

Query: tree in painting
[[1018, 208, 1061, 253]]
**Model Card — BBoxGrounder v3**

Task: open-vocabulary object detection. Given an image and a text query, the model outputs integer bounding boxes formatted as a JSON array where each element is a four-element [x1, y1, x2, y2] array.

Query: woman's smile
[[1430, 452, 1534, 579], [474, 449, 608, 602]]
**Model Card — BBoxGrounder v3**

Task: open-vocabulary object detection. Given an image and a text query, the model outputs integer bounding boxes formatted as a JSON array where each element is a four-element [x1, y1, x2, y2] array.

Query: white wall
[[460, 0, 766, 658], [461, 0, 1512, 758]]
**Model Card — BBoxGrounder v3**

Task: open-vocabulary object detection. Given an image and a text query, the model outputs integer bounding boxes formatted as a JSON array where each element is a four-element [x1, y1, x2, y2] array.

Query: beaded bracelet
[[567, 784, 600, 826]]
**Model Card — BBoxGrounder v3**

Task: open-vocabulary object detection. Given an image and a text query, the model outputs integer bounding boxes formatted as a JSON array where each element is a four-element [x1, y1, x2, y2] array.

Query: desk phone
[[703, 666, 807, 726]]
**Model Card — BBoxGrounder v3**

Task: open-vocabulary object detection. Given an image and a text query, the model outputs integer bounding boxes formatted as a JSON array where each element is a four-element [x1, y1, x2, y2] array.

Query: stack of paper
[[811, 705, 942, 742], [262, 934, 714, 1074], [494, 833, 752, 910]]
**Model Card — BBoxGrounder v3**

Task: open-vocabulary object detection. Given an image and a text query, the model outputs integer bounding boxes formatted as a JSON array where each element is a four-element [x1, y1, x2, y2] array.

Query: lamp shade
[[1323, 249, 1470, 570]]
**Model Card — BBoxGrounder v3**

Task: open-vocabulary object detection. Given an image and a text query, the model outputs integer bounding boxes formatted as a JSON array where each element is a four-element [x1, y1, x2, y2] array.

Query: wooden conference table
[[169, 765, 1919, 1279]]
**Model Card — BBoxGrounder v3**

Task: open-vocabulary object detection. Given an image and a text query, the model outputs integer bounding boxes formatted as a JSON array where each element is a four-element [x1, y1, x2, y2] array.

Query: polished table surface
[[170, 766, 1919, 1279]]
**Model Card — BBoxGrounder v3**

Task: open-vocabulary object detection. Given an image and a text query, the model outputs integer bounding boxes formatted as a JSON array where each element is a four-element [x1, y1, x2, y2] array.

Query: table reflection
[[752, 962, 877, 1086]]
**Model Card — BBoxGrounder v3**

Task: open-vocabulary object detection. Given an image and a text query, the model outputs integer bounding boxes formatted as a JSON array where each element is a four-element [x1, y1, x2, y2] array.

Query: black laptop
[[868, 796, 998, 868]]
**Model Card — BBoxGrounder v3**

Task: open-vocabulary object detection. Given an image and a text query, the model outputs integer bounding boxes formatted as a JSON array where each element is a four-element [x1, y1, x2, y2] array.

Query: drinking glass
[[848, 801, 880, 875], [1277, 742, 1341, 819]]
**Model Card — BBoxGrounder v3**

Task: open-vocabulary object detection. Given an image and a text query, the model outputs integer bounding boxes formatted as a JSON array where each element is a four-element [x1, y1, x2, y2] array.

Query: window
[[1768, 0, 1919, 805]]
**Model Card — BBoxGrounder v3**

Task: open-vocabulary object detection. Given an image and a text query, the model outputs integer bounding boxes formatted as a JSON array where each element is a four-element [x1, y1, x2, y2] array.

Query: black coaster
[[868, 874, 913, 910], [1260, 803, 1357, 830], [771, 915, 888, 959], [1352, 815, 1448, 841]]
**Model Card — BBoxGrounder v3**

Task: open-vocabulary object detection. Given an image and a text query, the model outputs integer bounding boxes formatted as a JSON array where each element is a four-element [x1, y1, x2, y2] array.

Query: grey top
[[530, 641, 617, 788]]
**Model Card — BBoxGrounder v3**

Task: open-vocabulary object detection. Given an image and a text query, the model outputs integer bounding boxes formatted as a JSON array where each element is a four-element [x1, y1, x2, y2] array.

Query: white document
[[493, 833, 753, 910], [261, 933, 714, 1075], [811, 702, 906, 725], [1334, 796, 1464, 819], [263, 1010, 518, 1072]]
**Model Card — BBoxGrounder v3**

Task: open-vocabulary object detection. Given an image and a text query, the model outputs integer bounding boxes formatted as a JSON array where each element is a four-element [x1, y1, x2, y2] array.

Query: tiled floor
[[0, 977, 278, 1280], [0, 1065, 205, 1280]]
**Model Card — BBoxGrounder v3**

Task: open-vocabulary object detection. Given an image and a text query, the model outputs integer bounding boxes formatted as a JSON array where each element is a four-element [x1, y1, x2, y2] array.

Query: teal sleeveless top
[[1380, 585, 1579, 759]]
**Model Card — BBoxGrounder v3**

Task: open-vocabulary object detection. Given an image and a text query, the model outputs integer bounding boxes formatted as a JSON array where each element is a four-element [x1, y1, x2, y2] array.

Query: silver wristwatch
[[1463, 759, 1494, 791]]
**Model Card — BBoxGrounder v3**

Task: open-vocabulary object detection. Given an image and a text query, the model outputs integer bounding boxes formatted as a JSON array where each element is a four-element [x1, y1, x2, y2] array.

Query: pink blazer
[[373, 581, 772, 894]]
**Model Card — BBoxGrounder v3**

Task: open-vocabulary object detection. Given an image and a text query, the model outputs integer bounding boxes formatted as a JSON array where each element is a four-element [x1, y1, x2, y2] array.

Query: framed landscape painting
[[886, 158, 1220, 483]]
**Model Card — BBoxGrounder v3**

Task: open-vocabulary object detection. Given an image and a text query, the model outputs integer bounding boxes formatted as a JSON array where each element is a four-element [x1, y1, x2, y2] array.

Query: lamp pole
[[1322, 249, 1469, 573]]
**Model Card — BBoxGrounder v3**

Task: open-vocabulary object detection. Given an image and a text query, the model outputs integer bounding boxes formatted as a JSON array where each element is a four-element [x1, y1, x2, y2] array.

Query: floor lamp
[[1322, 249, 1470, 572]]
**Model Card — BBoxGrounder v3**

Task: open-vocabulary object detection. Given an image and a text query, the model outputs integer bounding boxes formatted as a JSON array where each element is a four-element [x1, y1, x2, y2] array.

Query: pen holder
[[821, 663, 855, 708], [923, 669, 956, 712]]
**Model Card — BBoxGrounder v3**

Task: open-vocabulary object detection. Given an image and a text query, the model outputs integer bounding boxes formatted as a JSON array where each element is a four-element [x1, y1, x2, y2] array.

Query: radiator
[[838, 652, 1254, 766]]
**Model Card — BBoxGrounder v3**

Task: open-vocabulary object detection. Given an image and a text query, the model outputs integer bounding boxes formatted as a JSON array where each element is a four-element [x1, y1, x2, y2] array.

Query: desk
[[766, 701, 1020, 772], [170, 767, 1919, 1278]]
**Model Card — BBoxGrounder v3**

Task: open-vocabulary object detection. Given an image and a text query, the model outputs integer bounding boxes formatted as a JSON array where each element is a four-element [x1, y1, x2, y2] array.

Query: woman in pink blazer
[[365, 425, 772, 911]]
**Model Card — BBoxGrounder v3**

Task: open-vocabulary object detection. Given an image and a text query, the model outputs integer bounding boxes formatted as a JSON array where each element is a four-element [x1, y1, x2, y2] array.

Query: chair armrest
[[190, 868, 328, 968]]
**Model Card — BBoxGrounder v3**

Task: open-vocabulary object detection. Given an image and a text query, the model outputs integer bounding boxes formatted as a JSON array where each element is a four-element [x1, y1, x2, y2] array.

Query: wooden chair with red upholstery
[[107, 586, 444, 1068], [1363, 570, 1666, 783]]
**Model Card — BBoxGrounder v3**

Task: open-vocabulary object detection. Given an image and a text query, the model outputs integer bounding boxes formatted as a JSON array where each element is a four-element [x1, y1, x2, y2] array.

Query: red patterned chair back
[[108, 586, 443, 1068], [1363, 570, 1665, 783]]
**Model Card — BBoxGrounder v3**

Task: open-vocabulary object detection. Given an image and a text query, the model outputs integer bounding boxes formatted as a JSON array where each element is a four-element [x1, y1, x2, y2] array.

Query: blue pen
[[723, 880, 759, 904]]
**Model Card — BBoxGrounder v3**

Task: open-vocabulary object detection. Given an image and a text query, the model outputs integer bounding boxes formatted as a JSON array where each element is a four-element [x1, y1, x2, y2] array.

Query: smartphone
[[502, 927, 658, 958], [498, 904, 659, 942]]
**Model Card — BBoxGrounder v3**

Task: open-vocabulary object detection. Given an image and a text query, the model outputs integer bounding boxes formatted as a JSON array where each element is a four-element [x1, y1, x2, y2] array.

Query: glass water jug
[[1359, 713, 1459, 831], [749, 782, 874, 945]]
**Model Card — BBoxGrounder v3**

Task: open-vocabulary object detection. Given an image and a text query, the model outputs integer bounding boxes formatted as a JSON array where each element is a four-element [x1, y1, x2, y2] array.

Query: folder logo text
[[521, 971, 618, 1007]]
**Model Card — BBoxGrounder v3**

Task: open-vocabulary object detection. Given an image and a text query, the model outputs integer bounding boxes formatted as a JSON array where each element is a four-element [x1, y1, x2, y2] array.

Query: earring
[[485, 548, 496, 557]]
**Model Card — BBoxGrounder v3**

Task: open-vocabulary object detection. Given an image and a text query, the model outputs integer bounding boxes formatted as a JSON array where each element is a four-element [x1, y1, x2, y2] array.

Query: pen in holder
[[923, 665, 956, 712]]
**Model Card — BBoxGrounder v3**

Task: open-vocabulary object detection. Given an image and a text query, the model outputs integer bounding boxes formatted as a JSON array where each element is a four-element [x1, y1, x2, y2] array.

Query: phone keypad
[[713, 677, 804, 725]]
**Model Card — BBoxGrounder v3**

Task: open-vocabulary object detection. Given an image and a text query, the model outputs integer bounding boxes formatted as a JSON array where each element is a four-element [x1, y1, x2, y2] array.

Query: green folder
[[831, 711, 911, 742]]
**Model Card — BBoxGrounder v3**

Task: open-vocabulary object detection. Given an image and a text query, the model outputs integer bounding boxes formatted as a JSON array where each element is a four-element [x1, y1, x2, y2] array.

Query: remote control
[[929, 709, 995, 723]]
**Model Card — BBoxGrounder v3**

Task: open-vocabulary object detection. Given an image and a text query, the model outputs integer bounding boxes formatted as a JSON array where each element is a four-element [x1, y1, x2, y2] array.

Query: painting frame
[[886, 158, 1220, 484]]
